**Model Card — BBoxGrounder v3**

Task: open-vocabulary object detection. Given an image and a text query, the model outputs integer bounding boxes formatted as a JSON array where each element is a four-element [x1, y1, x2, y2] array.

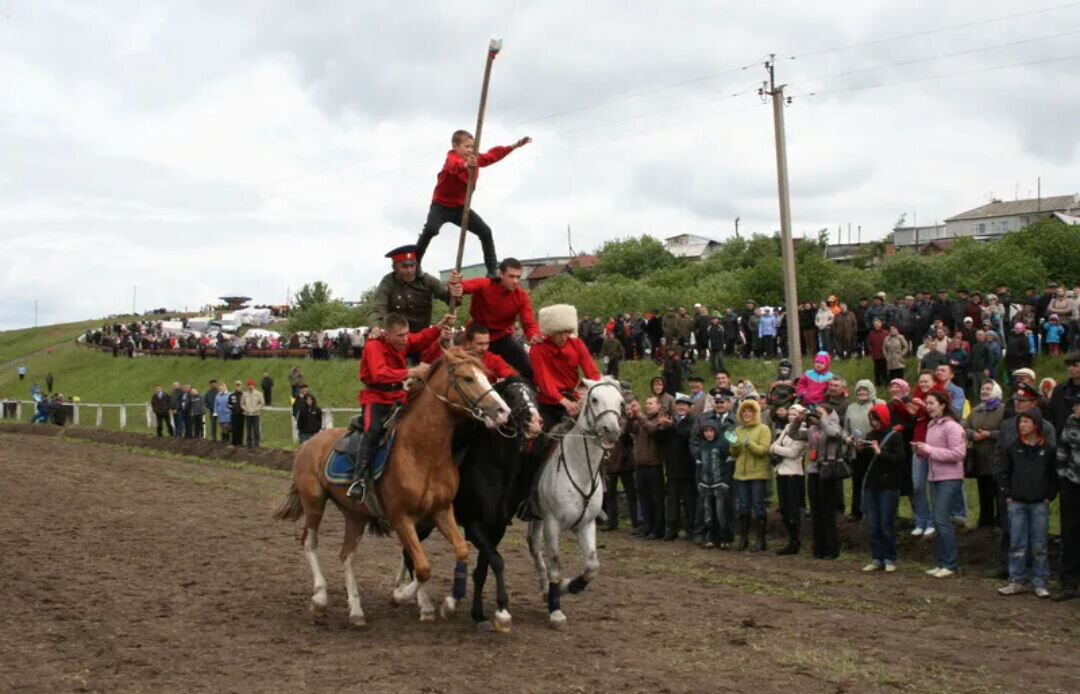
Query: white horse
[[527, 376, 624, 629]]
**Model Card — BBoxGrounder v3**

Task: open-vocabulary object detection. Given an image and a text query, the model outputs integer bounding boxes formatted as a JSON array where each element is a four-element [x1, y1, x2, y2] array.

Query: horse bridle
[[580, 381, 624, 438], [556, 380, 624, 530], [423, 359, 501, 423], [494, 379, 538, 439]]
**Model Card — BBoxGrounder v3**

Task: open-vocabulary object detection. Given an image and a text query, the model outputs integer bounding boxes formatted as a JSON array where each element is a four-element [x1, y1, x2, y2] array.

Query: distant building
[[439, 254, 598, 290], [218, 295, 251, 310], [824, 242, 895, 264], [892, 193, 1080, 250], [664, 233, 722, 261], [944, 194, 1080, 239]]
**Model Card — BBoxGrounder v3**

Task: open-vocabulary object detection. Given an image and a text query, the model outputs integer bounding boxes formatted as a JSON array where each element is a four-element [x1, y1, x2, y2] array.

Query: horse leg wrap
[[547, 582, 562, 613], [452, 561, 468, 600], [567, 575, 589, 594]]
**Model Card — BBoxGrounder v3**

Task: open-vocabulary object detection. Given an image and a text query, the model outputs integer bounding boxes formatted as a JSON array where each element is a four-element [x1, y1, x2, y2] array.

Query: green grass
[[0, 318, 123, 365], [1, 317, 1072, 458]]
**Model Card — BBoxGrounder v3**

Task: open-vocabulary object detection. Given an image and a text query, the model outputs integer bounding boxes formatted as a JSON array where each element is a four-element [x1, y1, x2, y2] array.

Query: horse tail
[[273, 482, 304, 522]]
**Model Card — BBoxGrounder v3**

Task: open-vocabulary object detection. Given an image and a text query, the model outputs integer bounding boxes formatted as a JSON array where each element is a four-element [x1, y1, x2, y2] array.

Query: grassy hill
[[2, 321, 1070, 449], [0, 318, 116, 365], [2, 319, 1069, 530]]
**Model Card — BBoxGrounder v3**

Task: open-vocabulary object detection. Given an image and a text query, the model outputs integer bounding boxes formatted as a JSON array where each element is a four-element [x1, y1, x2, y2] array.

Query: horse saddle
[[326, 430, 395, 486]]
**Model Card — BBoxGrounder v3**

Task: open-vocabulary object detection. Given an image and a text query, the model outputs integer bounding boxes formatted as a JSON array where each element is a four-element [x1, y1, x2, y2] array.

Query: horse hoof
[[348, 613, 366, 628], [549, 610, 567, 630], [419, 611, 436, 622], [439, 596, 457, 620], [475, 620, 495, 632], [493, 609, 512, 634], [391, 587, 411, 606]]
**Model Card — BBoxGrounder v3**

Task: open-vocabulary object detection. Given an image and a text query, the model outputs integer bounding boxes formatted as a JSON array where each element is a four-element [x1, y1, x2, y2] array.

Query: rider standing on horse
[[369, 244, 452, 335], [447, 257, 542, 379], [348, 311, 455, 502], [530, 303, 601, 431]]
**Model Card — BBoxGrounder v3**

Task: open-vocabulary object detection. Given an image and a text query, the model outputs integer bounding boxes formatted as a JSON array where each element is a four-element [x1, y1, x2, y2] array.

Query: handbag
[[818, 453, 852, 481]]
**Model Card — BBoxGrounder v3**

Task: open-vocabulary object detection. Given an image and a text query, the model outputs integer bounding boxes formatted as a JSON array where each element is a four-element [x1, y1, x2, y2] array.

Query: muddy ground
[[0, 431, 1077, 694]]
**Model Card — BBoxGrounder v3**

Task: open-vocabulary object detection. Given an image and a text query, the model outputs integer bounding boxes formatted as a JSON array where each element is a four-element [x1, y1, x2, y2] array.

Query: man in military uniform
[[368, 244, 451, 335]]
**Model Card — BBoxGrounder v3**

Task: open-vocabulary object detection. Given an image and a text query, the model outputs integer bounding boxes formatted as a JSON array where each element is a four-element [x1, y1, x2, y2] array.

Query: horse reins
[[555, 380, 623, 530]]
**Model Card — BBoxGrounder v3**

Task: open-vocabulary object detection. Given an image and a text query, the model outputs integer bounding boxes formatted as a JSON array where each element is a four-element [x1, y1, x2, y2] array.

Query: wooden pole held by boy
[[450, 38, 502, 312]]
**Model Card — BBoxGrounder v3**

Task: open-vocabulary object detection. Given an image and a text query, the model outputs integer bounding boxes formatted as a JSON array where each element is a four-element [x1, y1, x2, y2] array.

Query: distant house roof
[[527, 264, 568, 281], [667, 242, 717, 259], [665, 233, 717, 244], [1054, 212, 1080, 225], [918, 239, 954, 254], [945, 194, 1080, 222]]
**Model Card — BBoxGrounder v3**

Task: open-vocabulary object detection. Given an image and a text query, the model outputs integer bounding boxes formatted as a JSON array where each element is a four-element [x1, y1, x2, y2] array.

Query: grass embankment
[[0, 321, 1070, 528], [0, 318, 120, 365]]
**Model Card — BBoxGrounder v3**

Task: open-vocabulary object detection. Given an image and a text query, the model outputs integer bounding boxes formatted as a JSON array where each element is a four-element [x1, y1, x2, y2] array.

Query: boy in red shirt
[[416, 129, 530, 278]]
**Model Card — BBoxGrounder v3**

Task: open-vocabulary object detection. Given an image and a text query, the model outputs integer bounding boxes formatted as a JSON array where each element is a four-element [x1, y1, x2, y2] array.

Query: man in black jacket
[[988, 384, 1057, 579], [932, 289, 954, 333], [151, 385, 173, 437], [663, 395, 698, 541], [169, 381, 185, 438], [228, 381, 245, 446], [1050, 354, 1080, 434], [260, 372, 274, 406], [204, 380, 219, 439]]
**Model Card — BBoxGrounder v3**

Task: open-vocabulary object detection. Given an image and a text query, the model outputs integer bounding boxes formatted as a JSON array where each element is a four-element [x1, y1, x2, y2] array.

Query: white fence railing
[[1, 400, 362, 444]]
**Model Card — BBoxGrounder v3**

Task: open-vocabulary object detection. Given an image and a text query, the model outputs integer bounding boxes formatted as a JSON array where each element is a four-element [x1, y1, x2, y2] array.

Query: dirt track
[[1, 432, 1077, 694]]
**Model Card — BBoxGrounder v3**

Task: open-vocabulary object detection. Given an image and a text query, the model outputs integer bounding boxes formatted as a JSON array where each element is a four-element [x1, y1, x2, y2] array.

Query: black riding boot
[[737, 515, 751, 551], [347, 435, 375, 502], [751, 515, 767, 552], [776, 520, 800, 555]]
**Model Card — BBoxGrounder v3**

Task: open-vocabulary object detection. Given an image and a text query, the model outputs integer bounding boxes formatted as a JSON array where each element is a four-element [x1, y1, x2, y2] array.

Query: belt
[[366, 382, 404, 393]]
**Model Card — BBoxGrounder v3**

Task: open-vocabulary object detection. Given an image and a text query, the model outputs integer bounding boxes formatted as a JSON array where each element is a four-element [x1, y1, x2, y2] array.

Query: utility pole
[[734, 217, 740, 237], [762, 54, 802, 373], [132, 285, 137, 316]]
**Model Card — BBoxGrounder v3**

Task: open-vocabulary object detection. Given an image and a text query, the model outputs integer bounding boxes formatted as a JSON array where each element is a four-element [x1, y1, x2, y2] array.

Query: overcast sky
[[1, 1, 1078, 329]]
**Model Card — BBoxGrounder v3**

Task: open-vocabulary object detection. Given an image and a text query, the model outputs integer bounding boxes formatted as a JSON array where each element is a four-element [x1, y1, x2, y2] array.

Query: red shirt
[[432, 146, 514, 207], [461, 277, 540, 341], [359, 326, 440, 406], [867, 328, 888, 359], [529, 336, 601, 406]]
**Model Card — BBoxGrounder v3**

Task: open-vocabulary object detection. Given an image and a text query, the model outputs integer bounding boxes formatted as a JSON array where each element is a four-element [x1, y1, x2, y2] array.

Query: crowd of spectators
[[148, 368, 326, 447], [84, 319, 366, 361], [602, 341, 1079, 602]]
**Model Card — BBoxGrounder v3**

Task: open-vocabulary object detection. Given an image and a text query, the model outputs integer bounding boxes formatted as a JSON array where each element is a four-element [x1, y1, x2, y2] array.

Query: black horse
[[399, 374, 541, 631]]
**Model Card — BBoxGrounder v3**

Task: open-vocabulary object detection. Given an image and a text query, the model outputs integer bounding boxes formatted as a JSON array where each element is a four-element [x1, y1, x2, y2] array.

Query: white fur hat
[[538, 304, 578, 336]]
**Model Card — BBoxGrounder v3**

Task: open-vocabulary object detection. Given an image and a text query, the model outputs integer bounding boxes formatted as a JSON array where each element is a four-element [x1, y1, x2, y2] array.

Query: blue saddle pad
[[324, 432, 394, 486]]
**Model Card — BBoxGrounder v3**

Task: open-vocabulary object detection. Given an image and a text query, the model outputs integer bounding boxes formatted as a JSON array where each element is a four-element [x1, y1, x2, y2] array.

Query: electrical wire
[[796, 27, 1080, 86], [807, 51, 1080, 97], [789, 1, 1080, 59]]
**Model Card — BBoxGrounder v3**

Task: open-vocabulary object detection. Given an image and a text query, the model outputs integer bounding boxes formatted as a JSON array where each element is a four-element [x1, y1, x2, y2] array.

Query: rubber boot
[[751, 515, 767, 552], [737, 515, 751, 551]]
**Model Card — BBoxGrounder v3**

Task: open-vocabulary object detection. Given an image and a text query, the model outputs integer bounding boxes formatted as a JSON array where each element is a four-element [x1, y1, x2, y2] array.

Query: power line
[[797, 27, 1080, 86], [808, 51, 1080, 97], [515, 57, 765, 126], [790, 1, 1080, 59]]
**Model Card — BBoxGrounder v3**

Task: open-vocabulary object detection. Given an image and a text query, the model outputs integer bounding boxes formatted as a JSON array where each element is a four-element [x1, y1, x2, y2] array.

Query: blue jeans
[[951, 483, 968, 521], [1007, 500, 1050, 588], [911, 454, 932, 531], [865, 488, 900, 563], [931, 479, 963, 570], [735, 479, 767, 518]]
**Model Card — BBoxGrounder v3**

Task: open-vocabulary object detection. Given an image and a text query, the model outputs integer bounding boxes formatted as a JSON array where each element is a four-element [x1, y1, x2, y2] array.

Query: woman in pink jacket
[[912, 390, 967, 577]]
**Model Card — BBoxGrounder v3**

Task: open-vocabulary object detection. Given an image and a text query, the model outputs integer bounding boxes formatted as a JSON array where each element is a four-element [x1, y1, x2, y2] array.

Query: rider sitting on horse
[[348, 311, 454, 502], [530, 303, 601, 432], [421, 323, 518, 381]]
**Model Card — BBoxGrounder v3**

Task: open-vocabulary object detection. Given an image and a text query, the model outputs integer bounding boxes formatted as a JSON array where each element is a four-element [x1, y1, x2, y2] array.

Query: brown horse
[[274, 348, 510, 626]]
